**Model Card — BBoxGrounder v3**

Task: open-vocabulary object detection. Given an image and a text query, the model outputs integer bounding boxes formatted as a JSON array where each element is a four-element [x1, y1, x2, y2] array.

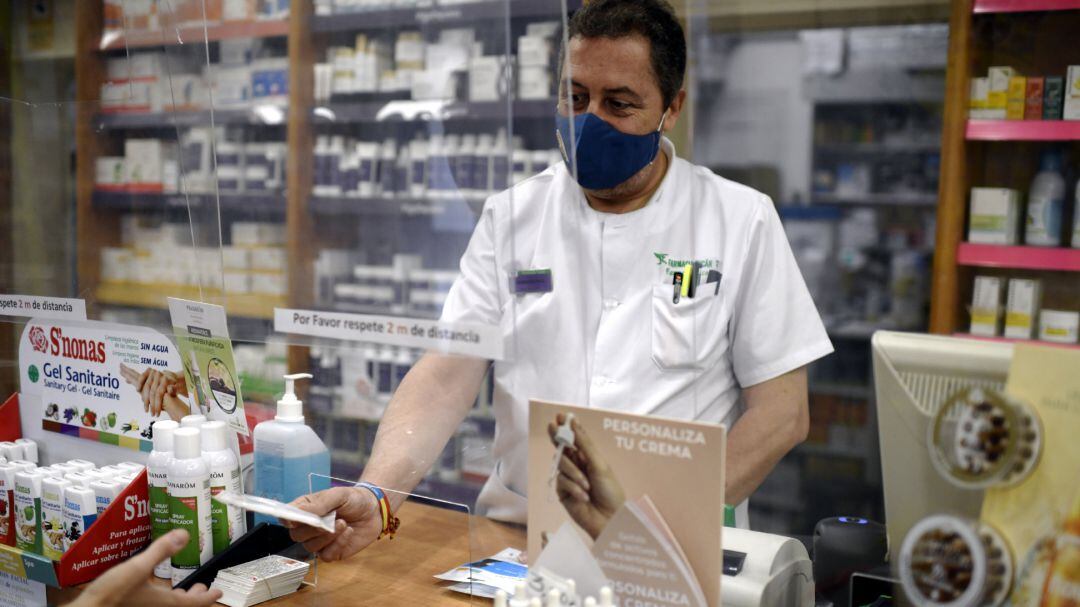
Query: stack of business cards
[[210, 555, 310, 607]]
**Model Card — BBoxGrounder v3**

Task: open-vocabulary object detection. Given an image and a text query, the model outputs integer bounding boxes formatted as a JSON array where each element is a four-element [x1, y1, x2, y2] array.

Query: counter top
[[53, 501, 526, 606]]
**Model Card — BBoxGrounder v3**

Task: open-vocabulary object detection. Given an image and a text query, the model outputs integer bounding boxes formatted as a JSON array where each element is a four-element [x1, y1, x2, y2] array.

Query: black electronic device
[[812, 516, 889, 607]]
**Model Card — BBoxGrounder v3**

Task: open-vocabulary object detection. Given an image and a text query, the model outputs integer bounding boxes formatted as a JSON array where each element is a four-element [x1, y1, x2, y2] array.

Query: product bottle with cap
[[168, 427, 213, 586], [252, 373, 330, 525], [202, 421, 246, 554], [147, 419, 179, 578], [62, 485, 97, 552], [181, 414, 207, 428], [14, 470, 44, 553], [41, 477, 71, 560]]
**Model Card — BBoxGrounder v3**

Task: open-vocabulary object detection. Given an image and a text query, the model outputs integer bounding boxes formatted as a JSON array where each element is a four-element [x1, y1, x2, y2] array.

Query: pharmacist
[[287, 0, 833, 560]]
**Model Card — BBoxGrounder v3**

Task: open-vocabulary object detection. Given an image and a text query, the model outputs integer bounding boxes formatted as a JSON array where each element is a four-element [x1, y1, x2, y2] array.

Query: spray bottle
[[149, 420, 179, 579], [202, 421, 245, 554], [169, 427, 213, 586], [253, 373, 331, 525]]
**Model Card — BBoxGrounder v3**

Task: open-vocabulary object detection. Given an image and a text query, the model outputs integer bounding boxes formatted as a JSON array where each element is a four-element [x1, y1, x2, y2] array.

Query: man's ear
[[662, 89, 687, 132]]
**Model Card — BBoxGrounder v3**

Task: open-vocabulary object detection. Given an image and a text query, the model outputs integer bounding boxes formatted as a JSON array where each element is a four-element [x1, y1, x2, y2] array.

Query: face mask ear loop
[[648, 109, 670, 166]]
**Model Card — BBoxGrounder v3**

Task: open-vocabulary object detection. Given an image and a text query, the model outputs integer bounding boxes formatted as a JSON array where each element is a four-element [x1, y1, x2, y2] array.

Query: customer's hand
[[548, 413, 625, 540], [284, 487, 384, 562], [68, 529, 221, 607]]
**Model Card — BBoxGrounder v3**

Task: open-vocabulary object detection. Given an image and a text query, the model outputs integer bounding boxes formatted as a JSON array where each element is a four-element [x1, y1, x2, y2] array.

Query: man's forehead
[[563, 35, 659, 96]]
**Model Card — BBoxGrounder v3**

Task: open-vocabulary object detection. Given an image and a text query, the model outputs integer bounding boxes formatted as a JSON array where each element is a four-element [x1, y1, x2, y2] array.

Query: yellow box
[[1006, 76, 1027, 120]]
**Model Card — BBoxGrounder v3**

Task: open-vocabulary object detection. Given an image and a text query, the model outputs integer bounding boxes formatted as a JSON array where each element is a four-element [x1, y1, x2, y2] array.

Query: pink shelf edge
[[956, 243, 1080, 271], [966, 120, 1080, 141], [955, 334, 1080, 350], [973, 0, 1080, 12]]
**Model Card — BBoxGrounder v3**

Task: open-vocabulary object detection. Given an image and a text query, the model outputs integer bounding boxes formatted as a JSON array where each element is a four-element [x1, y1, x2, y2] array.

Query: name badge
[[513, 269, 553, 294]]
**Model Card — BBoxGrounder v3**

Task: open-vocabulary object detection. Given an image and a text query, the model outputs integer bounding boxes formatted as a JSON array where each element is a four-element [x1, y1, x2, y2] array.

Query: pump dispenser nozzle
[[277, 373, 313, 422]]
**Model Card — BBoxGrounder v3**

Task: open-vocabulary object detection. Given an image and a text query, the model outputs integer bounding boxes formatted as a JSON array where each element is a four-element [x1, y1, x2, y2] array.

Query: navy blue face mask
[[555, 111, 667, 190]]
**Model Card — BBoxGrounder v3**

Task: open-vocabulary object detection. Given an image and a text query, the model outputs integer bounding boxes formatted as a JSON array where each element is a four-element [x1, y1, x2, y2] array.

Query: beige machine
[[870, 331, 1013, 569]]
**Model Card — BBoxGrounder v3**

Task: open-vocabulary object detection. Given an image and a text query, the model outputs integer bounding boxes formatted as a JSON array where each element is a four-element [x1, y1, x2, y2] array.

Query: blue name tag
[[513, 269, 553, 294]]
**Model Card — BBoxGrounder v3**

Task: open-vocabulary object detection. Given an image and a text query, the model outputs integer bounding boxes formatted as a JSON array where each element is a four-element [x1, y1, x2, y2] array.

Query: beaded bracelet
[[357, 481, 400, 539]]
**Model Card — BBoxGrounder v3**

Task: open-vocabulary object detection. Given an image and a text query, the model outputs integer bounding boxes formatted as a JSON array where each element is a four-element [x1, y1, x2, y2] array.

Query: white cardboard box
[[968, 187, 1020, 245], [1063, 65, 1080, 120], [1004, 278, 1041, 339], [970, 276, 1003, 337]]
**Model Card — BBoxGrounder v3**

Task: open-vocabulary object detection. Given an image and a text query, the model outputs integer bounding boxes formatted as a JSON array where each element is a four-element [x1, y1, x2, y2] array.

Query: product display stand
[[0, 461, 151, 586]]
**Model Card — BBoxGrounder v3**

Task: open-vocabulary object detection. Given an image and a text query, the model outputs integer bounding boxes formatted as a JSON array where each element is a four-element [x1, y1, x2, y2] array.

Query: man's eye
[[609, 100, 630, 111]]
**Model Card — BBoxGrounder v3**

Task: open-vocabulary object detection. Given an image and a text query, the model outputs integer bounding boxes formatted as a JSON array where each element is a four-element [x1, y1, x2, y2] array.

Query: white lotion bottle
[[201, 421, 245, 554], [168, 427, 213, 586], [148, 419, 179, 579]]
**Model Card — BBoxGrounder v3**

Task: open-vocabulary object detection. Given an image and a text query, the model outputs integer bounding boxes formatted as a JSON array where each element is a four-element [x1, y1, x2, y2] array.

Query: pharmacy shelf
[[96, 283, 282, 320], [814, 142, 941, 155], [309, 195, 477, 217], [94, 106, 289, 129], [311, 0, 576, 33], [92, 190, 286, 214], [955, 333, 1080, 349], [99, 20, 289, 51], [313, 98, 556, 124], [966, 120, 1080, 141], [812, 192, 938, 207], [973, 0, 1080, 13], [956, 242, 1080, 271]]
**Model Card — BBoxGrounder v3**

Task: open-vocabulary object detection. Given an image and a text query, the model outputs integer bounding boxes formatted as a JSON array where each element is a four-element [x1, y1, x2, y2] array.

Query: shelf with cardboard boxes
[[74, 0, 576, 508], [929, 1, 1080, 337]]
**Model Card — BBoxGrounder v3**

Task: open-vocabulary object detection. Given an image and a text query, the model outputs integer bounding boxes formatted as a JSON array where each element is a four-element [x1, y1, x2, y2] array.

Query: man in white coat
[[287, 0, 833, 559]]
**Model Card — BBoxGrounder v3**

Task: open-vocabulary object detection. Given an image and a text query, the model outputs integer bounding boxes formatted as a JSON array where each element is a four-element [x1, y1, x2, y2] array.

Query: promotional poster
[[528, 400, 726, 607], [168, 298, 248, 436], [18, 319, 186, 452], [982, 345, 1080, 605]]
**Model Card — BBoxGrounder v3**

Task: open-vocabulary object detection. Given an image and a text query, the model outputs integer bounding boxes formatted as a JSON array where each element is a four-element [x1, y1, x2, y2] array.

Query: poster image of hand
[[546, 413, 626, 541], [119, 363, 192, 423]]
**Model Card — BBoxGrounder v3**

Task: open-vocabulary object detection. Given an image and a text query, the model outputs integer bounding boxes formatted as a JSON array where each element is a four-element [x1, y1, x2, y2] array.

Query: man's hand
[[68, 529, 221, 607], [283, 487, 384, 562], [547, 414, 625, 540]]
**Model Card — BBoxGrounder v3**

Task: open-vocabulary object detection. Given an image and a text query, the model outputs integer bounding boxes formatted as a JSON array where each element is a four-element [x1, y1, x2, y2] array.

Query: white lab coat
[[441, 138, 833, 528]]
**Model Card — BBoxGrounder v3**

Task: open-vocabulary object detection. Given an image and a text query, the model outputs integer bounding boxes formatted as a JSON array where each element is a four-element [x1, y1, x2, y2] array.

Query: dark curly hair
[[564, 0, 687, 108]]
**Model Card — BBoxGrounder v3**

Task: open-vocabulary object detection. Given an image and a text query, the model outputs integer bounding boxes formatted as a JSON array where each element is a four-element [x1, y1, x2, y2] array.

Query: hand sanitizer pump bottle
[[252, 373, 331, 525]]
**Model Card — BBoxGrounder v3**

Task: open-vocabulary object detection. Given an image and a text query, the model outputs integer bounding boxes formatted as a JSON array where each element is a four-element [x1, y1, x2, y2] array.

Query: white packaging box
[[210, 66, 251, 106], [165, 74, 208, 111], [1039, 309, 1080, 343], [223, 0, 253, 22], [526, 21, 561, 38], [100, 248, 133, 283], [105, 57, 130, 82], [159, 223, 191, 246], [968, 187, 1020, 244], [99, 82, 130, 112], [395, 32, 425, 70], [988, 66, 1016, 94], [224, 272, 252, 294], [95, 157, 127, 190], [251, 58, 289, 100], [1004, 278, 1042, 339], [518, 36, 551, 66], [232, 222, 285, 246], [124, 139, 164, 191], [251, 273, 287, 297], [221, 247, 251, 271], [1064, 65, 1080, 120], [128, 53, 165, 80], [518, 66, 551, 100], [970, 276, 1003, 336], [469, 56, 503, 102], [250, 247, 287, 272]]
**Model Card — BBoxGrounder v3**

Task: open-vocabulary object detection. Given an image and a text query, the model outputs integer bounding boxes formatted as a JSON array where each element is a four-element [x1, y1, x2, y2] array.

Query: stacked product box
[[968, 65, 1075, 120]]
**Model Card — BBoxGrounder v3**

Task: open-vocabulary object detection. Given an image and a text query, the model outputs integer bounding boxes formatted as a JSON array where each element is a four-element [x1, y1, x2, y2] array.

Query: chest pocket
[[651, 284, 725, 370]]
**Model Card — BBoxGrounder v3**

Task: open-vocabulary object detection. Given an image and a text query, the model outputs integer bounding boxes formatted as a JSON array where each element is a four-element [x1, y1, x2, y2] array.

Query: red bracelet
[[357, 482, 400, 539]]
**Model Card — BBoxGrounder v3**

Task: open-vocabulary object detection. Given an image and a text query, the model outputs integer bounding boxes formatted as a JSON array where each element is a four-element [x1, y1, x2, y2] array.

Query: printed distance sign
[[19, 319, 190, 452]]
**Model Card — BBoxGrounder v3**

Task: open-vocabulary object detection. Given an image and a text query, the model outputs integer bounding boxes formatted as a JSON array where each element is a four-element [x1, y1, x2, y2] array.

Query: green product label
[[14, 493, 40, 554], [150, 485, 170, 540], [169, 492, 201, 568], [210, 486, 229, 555], [970, 214, 1007, 232]]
